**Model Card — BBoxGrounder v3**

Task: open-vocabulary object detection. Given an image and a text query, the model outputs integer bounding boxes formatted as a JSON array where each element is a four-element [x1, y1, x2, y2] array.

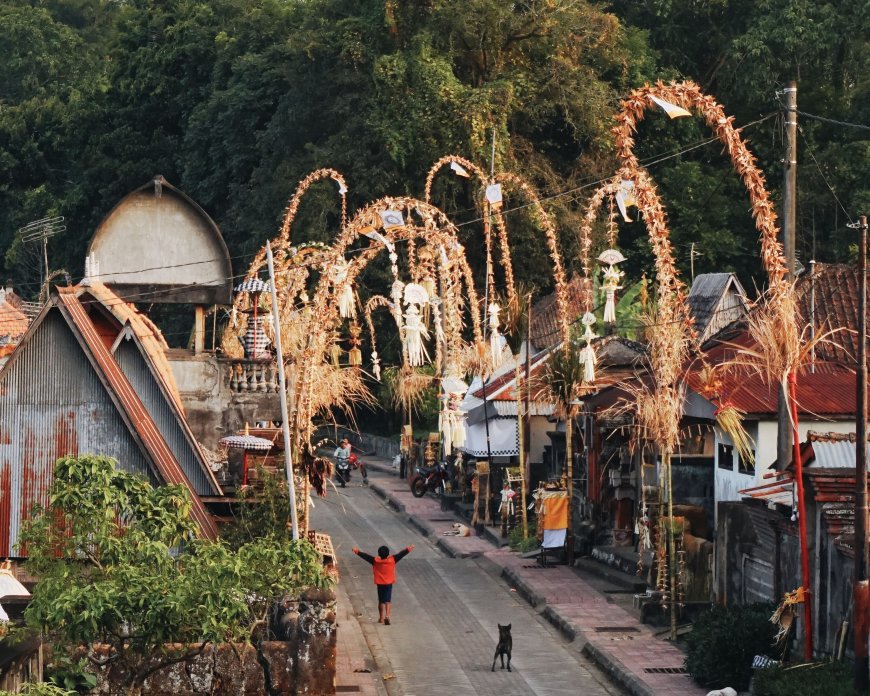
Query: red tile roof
[[56, 288, 218, 539], [530, 275, 590, 349], [0, 301, 28, 340], [795, 262, 867, 365]]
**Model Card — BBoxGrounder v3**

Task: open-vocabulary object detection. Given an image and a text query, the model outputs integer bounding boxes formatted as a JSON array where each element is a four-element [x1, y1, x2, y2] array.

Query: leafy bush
[[685, 602, 778, 690], [508, 521, 539, 552], [20, 455, 331, 693], [0, 685, 75, 696], [752, 661, 859, 696]]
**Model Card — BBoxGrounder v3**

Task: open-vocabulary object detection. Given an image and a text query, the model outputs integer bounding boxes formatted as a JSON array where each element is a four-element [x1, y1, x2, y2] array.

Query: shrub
[[752, 661, 859, 696], [685, 602, 778, 690], [507, 521, 539, 552]]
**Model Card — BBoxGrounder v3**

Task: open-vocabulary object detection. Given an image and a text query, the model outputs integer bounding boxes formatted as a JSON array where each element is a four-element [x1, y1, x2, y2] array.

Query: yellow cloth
[[542, 494, 568, 530]]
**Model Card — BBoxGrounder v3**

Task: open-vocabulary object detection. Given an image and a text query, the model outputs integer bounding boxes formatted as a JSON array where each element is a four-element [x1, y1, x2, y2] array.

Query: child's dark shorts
[[377, 584, 393, 602]]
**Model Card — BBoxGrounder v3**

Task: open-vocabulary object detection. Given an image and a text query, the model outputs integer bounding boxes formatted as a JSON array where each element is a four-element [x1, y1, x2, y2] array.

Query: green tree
[[20, 455, 330, 693]]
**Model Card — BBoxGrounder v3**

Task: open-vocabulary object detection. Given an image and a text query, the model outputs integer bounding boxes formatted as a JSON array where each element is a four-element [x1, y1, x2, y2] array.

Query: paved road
[[311, 481, 626, 696]]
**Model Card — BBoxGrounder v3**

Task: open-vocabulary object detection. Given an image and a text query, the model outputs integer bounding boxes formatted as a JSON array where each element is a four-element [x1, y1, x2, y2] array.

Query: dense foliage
[[0, 0, 867, 307], [684, 602, 779, 690], [752, 660, 859, 696], [20, 455, 330, 691]]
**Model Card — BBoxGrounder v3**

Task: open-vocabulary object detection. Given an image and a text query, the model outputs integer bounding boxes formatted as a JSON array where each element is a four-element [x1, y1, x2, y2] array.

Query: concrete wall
[[714, 418, 855, 523], [88, 180, 232, 305], [168, 352, 280, 450]]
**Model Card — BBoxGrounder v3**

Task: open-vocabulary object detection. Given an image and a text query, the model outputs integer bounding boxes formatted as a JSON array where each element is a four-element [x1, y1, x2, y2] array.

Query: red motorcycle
[[410, 462, 449, 497]]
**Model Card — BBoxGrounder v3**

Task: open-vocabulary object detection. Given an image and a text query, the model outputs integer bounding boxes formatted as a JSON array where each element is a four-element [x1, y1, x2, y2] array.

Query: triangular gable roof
[[687, 273, 748, 342], [0, 289, 218, 539], [111, 323, 221, 496], [54, 288, 217, 537]]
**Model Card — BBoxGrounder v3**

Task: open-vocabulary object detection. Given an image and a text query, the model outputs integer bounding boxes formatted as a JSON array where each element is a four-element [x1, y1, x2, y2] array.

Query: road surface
[[311, 480, 626, 696]]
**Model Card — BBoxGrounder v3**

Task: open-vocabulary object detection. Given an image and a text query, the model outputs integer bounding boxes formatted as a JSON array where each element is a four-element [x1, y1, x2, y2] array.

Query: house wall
[[714, 419, 855, 526], [0, 311, 158, 557]]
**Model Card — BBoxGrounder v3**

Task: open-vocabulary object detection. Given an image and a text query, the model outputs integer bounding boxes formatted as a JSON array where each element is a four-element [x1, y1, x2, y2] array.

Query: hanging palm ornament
[[347, 322, 363, 367], [402, 282, 431, 367], [578, 312, 598, 383], [440, 374, 468, 456], [488, 301, 504, 367], [329, 257, 356, 319], [598, 249, 626, 325]]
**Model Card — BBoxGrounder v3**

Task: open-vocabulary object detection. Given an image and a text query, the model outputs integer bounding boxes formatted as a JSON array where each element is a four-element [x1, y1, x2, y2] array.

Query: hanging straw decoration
[[403, 283, 431, 367], [329, 257, 356, 319], [579, 312, 598, 383], [598, 249, 626, 324]]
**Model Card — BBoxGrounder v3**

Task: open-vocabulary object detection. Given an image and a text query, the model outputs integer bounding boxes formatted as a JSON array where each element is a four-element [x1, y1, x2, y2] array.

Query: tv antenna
[[18, 216, 65, 287]]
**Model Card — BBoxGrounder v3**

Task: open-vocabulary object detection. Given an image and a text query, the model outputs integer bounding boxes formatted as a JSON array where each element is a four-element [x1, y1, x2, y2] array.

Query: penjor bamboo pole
[[665, 450, 677, 641], [267, 242, 300, 541]]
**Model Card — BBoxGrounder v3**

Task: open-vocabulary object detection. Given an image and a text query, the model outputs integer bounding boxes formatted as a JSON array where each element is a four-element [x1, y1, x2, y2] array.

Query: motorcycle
[[410, 461, 450, 498], [335, 457, 351, 487]]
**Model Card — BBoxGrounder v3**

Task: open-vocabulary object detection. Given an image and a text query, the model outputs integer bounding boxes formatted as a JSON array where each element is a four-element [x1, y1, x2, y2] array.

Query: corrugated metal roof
[[0, 308, 161, 556], [56, 288, 218, 539], [740, 475, 795, 506], [795, 263, 868, 365]]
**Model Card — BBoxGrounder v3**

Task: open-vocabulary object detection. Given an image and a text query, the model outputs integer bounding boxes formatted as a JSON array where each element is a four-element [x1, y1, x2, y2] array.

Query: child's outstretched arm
[[393, 545, 414, 563], [352, 548, 375, 564]]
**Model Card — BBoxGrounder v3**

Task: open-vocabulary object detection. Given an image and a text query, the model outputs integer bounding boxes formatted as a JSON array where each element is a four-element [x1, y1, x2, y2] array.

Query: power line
[[796, 110, 870, 133]]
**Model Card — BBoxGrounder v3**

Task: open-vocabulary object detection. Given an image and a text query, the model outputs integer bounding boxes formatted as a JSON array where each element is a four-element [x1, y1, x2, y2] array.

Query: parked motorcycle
[[410, 462, 450, 498], [335, 457, 351, 487]]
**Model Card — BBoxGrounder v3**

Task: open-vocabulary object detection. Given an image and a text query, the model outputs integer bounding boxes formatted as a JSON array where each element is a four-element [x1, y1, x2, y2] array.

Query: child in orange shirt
[[352, 544, 414, 625]]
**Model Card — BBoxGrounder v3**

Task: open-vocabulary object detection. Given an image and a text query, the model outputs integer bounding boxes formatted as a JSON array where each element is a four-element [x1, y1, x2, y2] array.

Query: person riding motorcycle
[[334, 438, 352, 487]]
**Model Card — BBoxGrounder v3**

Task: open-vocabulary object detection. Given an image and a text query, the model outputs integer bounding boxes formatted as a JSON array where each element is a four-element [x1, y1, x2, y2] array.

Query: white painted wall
[[714, 416, 856, 527]]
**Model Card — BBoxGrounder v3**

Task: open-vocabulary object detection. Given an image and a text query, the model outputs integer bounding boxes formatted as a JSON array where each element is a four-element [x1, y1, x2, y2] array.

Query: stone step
[[573, 557, 647, 592]]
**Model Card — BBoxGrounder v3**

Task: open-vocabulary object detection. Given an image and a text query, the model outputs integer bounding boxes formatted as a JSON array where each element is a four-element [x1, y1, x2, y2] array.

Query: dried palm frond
[[306, 360, 375, 423], [220, 322, 244, 360], [501, 284, 534, 355], [534, 342, 587, 418], [715, 405, 755, 466], [383, 365, 435, 416]]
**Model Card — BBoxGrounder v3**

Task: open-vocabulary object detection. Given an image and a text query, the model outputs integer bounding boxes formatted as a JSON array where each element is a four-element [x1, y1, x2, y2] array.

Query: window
[[738, 450, 756, 476], [717, 443, 734, 471]]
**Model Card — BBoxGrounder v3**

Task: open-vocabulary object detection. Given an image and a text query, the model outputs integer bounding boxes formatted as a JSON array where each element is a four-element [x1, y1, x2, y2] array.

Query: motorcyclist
[[334, 438, 352, 487]]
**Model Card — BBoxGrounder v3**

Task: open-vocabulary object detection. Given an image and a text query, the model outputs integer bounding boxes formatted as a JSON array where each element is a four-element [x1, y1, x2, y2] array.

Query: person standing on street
[[351, 544, 413, 625]]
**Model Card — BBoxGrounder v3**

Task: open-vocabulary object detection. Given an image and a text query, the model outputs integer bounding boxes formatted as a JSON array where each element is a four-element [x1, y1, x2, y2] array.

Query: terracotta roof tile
[[795, 262, 866, 365], [0, 301, 28, 341], [530, 276, 590, 349]]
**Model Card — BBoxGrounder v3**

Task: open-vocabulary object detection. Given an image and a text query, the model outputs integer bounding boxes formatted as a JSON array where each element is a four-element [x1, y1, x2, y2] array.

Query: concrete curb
[[582, 642, 656, 696]]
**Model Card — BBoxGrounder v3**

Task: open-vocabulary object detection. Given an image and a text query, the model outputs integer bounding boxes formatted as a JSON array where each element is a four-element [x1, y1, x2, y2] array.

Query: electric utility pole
[[777, 82, 798, 470], [854, 215, 869, 692]]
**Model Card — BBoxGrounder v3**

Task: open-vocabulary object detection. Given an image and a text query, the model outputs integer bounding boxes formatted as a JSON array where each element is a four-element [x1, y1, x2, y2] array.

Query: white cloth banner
[[462, 418, 518, 457], [542, 528, 566, 549]]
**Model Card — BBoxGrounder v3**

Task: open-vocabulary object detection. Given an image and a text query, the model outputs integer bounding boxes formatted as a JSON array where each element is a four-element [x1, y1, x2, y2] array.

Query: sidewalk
[[363, 454, 706, 696]]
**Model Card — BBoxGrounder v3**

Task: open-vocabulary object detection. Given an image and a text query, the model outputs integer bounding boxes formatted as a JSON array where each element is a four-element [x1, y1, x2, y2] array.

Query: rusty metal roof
[[56, 288, 218, 538], [795, 263, 867, 365]]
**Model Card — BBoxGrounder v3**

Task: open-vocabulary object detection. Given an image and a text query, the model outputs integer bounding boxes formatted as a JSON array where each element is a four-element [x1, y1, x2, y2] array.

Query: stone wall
[[89, 590, 336, 696]]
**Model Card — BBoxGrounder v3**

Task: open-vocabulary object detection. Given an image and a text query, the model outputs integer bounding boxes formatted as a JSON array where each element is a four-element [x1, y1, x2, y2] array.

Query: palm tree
[[539, 339, 587, 564]]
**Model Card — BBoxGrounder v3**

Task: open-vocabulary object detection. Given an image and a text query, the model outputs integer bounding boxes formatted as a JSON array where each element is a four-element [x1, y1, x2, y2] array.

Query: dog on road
[[491, 623, 512, 672]]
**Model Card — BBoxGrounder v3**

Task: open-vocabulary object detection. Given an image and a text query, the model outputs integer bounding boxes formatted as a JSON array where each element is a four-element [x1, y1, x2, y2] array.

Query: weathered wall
[[88, 590, 336, 696], [716, 500, 856, 657], [168, 351, 281, 450]]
